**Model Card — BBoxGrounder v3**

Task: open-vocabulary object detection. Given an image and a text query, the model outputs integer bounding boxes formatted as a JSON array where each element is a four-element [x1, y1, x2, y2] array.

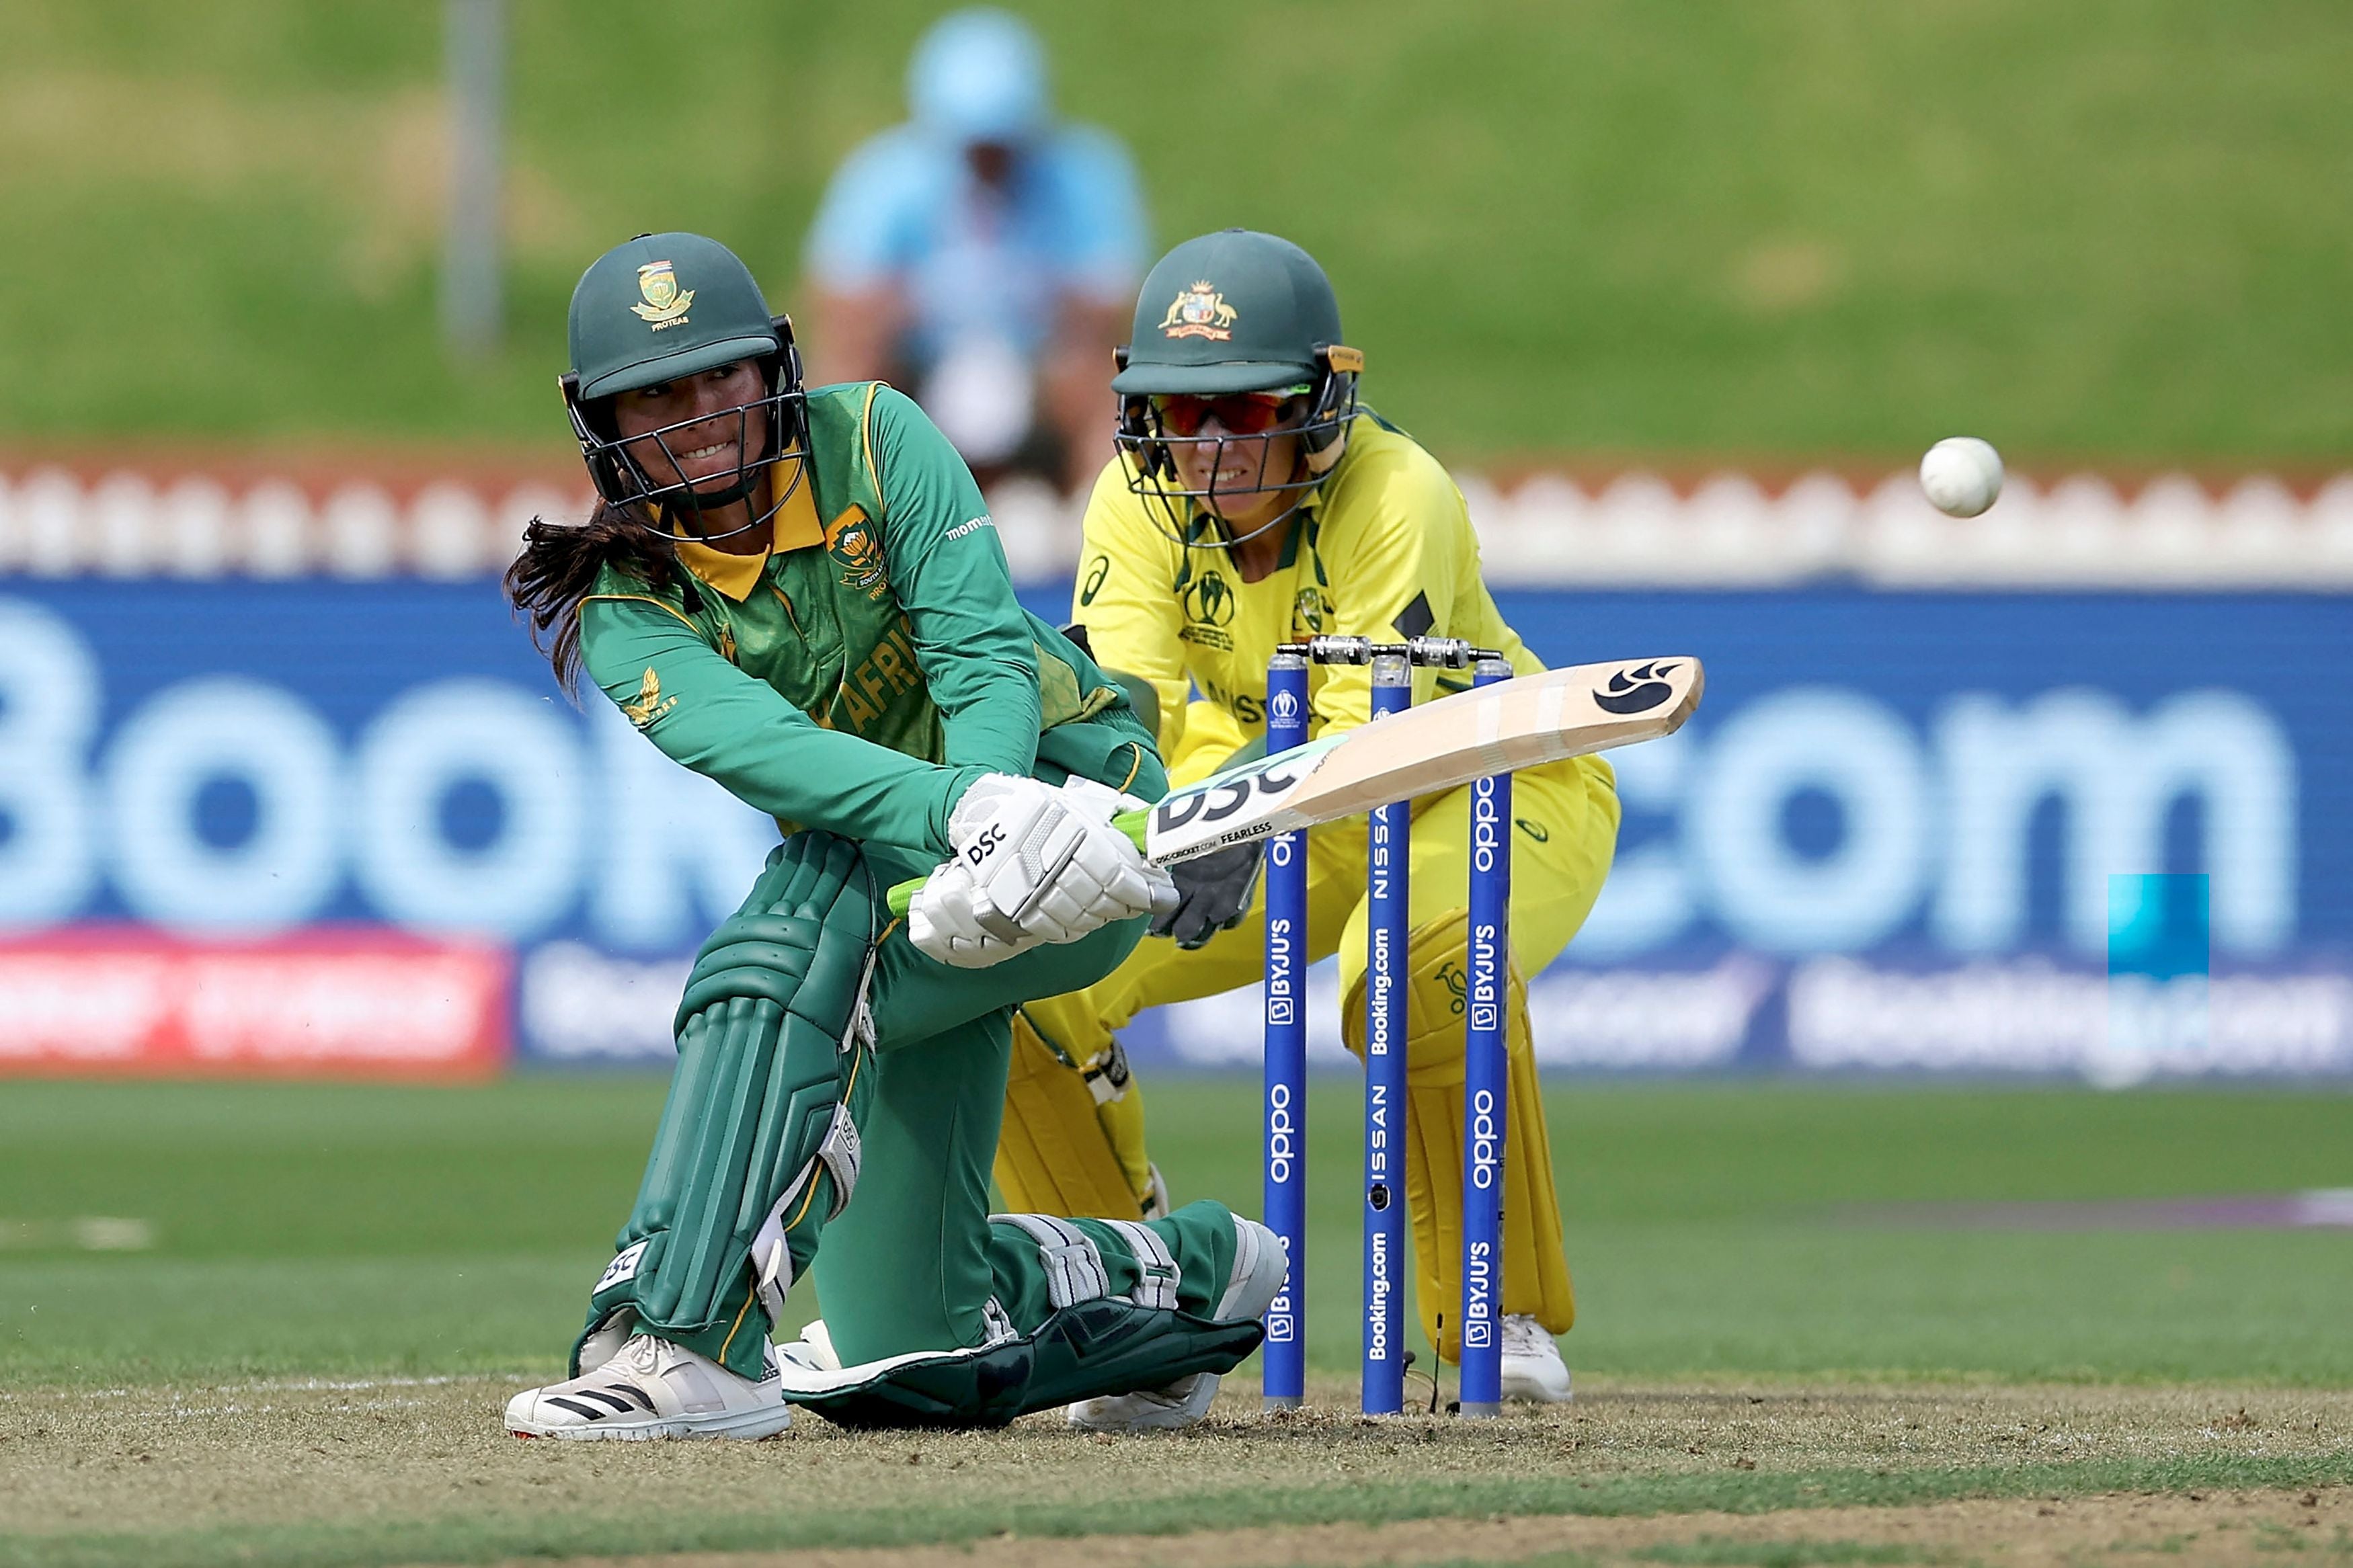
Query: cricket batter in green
[[500, 232, 1283, 1438]]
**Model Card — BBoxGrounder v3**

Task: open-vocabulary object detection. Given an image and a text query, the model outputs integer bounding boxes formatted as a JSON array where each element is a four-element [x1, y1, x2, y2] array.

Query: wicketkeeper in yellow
[[996, 229, 1620, 1400]]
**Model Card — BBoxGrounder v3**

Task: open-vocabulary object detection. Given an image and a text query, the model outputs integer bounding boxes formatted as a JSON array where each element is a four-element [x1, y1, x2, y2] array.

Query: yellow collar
[[673, 460, 823, 602]]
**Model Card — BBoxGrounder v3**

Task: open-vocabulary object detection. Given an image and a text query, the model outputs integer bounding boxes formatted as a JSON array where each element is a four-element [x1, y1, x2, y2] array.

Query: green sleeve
[[581, 596, 982, 856], [869, 386, 1041, 779]]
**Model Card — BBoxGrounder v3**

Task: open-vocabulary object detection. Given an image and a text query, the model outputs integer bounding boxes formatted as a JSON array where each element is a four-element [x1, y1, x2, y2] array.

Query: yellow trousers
[[1001, 751, 1619, 1360]]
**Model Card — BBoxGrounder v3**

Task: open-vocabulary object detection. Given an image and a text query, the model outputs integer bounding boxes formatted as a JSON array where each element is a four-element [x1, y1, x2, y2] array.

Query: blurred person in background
[[803, 8, 1147, 495]]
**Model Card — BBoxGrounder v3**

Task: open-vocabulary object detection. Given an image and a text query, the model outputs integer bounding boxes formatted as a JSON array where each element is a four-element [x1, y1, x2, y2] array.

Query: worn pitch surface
[[2, 1378, 2350, 1567]]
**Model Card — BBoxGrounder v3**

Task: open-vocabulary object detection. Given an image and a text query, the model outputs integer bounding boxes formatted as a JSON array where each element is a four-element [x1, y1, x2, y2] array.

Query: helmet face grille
[[565, 357, 813, 546], [1115, 360, 1360, 550]]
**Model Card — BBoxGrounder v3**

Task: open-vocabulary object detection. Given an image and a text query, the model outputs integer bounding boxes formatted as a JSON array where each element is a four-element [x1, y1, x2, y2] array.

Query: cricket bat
[[885, 655, 1702, 919]]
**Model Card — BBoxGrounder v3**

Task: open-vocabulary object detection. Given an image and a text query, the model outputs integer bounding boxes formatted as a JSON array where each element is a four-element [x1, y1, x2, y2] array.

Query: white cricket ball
[[1919, 436, 2003, 518]]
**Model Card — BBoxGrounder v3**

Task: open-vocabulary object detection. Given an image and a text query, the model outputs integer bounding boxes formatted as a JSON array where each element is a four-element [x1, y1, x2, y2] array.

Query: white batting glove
[[1051, 776, 1180, 934], [907, 854, 1037, 968], [943, 774, 1175, 948]]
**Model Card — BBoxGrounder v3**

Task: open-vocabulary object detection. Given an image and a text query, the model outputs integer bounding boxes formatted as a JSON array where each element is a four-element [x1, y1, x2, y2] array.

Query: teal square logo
[[2100, 874, 2210, 1083], [2107, 873, 2209, 981]]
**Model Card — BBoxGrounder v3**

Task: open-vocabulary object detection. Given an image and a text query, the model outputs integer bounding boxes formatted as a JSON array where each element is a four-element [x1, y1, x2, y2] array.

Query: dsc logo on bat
[[1151, 754, 1311, 832]]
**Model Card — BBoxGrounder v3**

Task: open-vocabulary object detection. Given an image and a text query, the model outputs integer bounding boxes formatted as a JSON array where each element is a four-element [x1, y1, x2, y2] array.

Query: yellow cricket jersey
[[1069, 412, 1544, 780]]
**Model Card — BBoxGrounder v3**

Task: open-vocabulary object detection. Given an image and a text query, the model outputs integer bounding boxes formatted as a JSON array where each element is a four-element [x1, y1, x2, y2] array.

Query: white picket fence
[[4, 463, 2350, 589]]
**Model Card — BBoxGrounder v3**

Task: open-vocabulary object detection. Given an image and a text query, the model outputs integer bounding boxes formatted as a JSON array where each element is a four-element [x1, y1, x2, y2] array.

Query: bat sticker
[[1593, 660, 1681, 715], [1153, 755, 1309, 832]]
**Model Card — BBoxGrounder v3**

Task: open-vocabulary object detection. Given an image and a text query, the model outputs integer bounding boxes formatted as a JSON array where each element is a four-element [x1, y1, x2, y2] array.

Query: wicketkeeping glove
[[1150, 840, 1263, 950]]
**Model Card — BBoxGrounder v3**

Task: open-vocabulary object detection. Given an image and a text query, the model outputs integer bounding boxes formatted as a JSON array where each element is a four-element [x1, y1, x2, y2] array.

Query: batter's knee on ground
[[575, 831, 877, 1382], [1343, 908, 1574, 1358], [988, 1203, 1226, 1321], [774, 1202, 1266, 1428], [996, 1005, 1150, 1219]]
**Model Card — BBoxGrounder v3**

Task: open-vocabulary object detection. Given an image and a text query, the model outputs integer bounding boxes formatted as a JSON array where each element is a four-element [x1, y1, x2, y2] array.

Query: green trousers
[[816, 847, 1184, 1366], [596, 737, 1259, 1406]]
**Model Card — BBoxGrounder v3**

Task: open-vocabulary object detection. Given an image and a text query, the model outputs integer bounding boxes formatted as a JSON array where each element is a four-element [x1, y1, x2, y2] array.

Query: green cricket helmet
[[561, 231, 809, 540], [1112, 230, 1362, 545]]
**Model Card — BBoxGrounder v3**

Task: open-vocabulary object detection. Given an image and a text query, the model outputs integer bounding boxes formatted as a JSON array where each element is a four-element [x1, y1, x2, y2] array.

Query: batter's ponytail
[[504, 503, 704, 692]]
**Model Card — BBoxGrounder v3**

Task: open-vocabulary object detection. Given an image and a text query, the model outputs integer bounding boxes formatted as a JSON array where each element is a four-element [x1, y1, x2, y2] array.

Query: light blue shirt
[[805, 124, 1148, 365]]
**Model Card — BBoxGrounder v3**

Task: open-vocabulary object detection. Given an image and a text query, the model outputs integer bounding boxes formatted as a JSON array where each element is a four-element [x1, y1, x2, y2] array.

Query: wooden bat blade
[[1143, 655, 1702, 864], [883, 655, 1702, 918]]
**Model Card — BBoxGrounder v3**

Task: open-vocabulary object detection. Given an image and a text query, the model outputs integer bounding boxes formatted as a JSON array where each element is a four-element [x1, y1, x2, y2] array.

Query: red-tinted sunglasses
[[1150, 391, 1302, 438]]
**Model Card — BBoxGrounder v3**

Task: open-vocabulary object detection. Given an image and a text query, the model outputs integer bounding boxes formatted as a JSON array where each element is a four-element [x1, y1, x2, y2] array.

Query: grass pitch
[[1, 1077, 2347, 1566], [3, 1079, 2348, 1387]]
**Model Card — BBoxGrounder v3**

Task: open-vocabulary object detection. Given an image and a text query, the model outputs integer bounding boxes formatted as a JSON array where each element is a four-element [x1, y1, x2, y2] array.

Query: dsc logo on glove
[[963, 823, 1007, 868]]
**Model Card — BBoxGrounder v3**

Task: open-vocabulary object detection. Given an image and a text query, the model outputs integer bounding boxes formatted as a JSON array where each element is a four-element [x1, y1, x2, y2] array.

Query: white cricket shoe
[[1067, 1368, 1223, 1431], [1067, 1215, 1285, 1432], [505, 1332, 792, 1440], [1498, 1313, 1574, 1403]]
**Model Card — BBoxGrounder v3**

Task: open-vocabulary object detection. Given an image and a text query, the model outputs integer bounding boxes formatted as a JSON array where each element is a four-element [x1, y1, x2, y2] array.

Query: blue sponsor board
[[3, 581, 2348, 1079]]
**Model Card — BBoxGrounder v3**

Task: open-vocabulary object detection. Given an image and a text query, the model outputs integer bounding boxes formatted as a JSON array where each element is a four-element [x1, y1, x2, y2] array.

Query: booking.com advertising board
[[1, 582, 2348, 1083]]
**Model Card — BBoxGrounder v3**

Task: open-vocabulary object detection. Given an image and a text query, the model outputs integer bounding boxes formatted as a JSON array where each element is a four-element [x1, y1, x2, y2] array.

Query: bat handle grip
[[883, 809, 1152, 923]]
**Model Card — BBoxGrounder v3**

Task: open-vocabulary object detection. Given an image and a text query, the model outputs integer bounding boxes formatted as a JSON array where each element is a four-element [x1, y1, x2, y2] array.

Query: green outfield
[[3, 1, 2348, 462], [5, 1077, 2348, 1389], [5, 1076, 2349, 1568]]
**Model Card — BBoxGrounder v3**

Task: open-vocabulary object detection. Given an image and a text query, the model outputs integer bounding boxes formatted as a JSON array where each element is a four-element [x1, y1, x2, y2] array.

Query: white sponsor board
[[8, 462, 2353, 588]]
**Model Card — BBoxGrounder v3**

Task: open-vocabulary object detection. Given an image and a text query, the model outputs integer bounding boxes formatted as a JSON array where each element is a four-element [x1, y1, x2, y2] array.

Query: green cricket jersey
[[580, 382, 1148, 857]]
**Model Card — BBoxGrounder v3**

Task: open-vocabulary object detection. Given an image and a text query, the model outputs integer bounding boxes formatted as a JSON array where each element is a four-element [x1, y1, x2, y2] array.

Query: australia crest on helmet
[[1158, 280, 1238, 341]]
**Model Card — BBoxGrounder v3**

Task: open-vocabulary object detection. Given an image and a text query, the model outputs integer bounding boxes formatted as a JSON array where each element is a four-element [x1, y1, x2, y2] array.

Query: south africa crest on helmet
[[631, 260, 695, 328]]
